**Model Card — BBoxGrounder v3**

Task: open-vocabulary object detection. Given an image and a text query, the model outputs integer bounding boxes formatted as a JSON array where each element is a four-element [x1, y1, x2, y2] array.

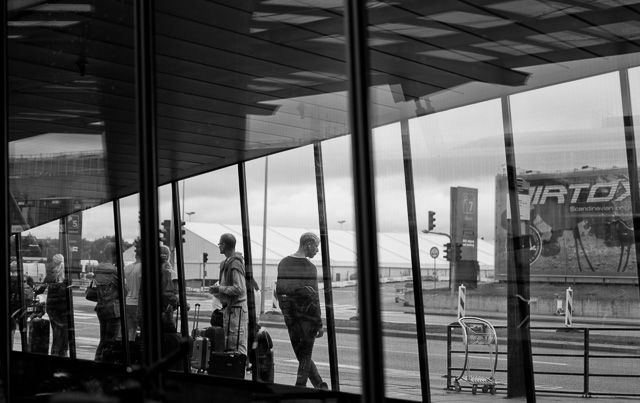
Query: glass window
[[366, 1, 640, 400]]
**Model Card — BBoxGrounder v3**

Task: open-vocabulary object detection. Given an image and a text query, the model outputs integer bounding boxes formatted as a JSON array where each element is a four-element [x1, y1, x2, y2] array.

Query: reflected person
[[124, 238, 142, 341], [276, 232, 327, 389], [159, 244, 179, 333], [43, 254, 69, 356], [94, 243, 122, 362]]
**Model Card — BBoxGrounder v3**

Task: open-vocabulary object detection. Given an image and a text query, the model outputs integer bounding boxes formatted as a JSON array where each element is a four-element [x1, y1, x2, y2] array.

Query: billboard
[[495, 168, 637, 281]]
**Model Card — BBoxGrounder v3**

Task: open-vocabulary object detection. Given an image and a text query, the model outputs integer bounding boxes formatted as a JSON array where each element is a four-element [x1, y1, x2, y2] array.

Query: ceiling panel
[[8, 0, 640, 230]]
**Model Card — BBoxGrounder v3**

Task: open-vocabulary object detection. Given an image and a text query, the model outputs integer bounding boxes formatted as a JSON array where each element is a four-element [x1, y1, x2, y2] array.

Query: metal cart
[[453, 316, 498, 395]]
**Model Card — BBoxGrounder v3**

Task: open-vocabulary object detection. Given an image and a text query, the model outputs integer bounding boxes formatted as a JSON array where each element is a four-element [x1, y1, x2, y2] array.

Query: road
[[12, 285, 640, 400]]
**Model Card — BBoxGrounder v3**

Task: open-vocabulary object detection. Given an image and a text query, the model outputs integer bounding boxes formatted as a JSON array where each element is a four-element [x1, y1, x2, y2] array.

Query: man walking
[[276, 232, 327, 389]]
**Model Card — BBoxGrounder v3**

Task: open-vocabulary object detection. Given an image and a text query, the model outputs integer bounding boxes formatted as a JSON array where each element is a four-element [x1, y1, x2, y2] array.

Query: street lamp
[[186, 211, 195, 221], [338, 220, 345, 230]]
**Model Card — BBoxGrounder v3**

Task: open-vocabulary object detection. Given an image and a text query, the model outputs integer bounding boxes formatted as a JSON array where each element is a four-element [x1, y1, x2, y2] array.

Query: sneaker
[[317, 382, 329, 390]]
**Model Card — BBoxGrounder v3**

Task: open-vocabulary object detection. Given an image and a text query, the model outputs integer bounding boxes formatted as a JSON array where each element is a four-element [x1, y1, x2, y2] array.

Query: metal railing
[[446, 324, 640, 397]]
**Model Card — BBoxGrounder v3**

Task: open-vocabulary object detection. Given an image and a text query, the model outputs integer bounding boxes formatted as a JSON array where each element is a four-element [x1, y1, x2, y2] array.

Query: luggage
[[162, 331, 190, 371], [207, 306, 246, 379], [190, 303, 211, 372], [207, 349, 247, 379], [257, 350, 275, 383], [27, 316, 49, 354], [252, 326, 275, 383], [205, 326, 225, 353]]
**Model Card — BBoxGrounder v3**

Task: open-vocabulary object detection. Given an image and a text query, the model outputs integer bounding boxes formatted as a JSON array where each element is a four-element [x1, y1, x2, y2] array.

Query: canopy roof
[[8, 0, 640, 228]]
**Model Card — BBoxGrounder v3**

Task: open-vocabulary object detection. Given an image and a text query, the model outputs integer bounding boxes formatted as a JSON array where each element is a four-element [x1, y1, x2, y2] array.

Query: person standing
[[135, 244, 179, 337], [93, 243, 122, 362], [276, 232, 327, 389], [44, 254, 69, 357], [124, 238, 142, 341], [10, 261, 38, 350], [209, 233, 248, 355], [159, 244, 179, 333]]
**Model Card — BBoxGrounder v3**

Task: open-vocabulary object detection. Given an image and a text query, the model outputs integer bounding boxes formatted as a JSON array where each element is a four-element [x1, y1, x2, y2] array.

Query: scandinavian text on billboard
[[495, 169, 636, 280]]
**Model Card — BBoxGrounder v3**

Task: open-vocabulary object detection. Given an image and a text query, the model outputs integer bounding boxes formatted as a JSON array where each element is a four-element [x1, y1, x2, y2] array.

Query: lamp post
[[186, 212, 195, 221], [338, 220, 345, 230]]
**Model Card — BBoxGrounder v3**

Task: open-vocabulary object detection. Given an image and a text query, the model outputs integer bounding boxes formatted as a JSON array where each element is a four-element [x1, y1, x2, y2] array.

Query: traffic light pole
[[421, 230, 454, 290], [202, 253, 208, 289]]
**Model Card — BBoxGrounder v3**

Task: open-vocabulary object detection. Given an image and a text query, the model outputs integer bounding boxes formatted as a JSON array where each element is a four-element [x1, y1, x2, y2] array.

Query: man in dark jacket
[[276, 232, 327, 389]]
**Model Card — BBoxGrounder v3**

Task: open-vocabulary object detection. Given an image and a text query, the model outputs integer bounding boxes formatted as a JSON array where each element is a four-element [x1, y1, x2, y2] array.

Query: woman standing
[[44, 254, 69, 356], [93, 243, 122, 362]]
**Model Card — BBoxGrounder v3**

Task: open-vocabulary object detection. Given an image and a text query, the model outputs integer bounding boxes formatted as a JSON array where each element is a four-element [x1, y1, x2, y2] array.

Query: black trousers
[[279, 296, 323, 387]]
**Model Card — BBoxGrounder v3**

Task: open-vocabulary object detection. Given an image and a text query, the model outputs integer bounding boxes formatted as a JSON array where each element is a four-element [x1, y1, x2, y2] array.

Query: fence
[[447, 324, 640, 398]]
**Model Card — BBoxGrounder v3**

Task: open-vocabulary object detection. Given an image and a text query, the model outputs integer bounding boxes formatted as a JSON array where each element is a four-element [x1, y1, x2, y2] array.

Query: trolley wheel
[[490, 386, 496, 395], [482, 385, 489, 393], [454, 381, 461, 393], [472, 385, 477, 395]]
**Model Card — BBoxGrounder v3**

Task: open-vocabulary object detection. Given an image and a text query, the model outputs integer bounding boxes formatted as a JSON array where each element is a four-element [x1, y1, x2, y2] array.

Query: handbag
[[85, 280, 98, 302], [210, 308, 224, 327]]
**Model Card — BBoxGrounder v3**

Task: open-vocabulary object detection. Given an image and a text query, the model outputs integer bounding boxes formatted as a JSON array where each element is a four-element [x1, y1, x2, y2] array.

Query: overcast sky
[[27, 69, 640, 248]]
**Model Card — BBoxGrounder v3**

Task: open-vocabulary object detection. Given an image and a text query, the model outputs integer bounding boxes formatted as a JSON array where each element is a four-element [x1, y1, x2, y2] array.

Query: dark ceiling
[[7, 0, 640, 229]]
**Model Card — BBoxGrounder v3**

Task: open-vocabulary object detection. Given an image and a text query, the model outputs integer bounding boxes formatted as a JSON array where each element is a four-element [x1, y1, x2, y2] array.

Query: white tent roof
[[185, 223, 494, 269]]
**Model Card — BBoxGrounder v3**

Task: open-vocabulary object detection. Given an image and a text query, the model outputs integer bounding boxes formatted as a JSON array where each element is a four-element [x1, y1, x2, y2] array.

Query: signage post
[[430, 247, 439, 288]]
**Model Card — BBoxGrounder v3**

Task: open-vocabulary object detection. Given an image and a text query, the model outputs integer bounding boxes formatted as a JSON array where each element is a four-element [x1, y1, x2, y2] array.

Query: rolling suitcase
[[257, 350, 275, 383], [27, 316, 49, 354], [190, 303, 211, 372], [254, 326, 274, 383], [207, 306, 246, 379], [205, 325, 225, 353], [162, 331, 192, 371]]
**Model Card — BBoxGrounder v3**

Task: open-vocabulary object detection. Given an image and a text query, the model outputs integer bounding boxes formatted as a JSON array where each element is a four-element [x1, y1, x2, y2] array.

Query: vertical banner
[[450, 187, 478, 261], [451, 187, 478, 288], [64, 210, 83, 279]]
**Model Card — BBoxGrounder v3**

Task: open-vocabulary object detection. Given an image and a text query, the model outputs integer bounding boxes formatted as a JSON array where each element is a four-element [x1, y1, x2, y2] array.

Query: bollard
[[554, 293, 564, 316], [565, 287, 573, 327], [458, 284, 466, 319]]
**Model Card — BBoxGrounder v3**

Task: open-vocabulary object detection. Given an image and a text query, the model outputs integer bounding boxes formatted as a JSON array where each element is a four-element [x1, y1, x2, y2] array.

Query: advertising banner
[[495, 169, 636, 281]]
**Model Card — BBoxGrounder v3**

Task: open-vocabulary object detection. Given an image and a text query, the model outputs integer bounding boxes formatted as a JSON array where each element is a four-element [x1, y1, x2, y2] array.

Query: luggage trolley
[[453, 316, 498, 395]]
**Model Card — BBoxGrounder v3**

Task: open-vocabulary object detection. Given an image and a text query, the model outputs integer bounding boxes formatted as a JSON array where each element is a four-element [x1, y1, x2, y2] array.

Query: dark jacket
[[94, 262, 121, 319]]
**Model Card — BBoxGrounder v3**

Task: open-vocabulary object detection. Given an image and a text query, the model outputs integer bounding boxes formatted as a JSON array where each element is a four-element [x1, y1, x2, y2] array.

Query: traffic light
[[428, 211, 436, 231], [443, 243, 452, 261], [203, 252, 208, 263], [455, 243, 463, 261], [180, 221, 186, 243], [160, 219, 171, 246], [158, 228, 169, 246]]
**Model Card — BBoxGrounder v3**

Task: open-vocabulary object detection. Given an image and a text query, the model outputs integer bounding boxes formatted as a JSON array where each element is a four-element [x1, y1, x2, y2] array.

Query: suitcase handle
[[193, 303, 201, 332]]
